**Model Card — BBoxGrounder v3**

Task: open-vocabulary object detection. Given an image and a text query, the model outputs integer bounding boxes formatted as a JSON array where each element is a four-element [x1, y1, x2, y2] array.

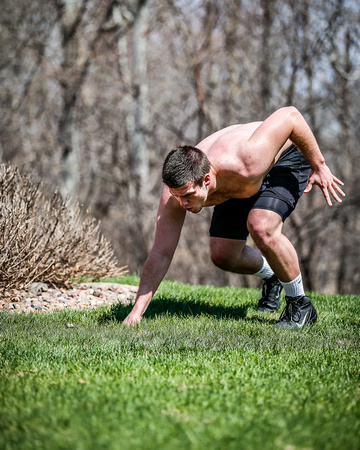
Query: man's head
[[162, 145, 211, 188]]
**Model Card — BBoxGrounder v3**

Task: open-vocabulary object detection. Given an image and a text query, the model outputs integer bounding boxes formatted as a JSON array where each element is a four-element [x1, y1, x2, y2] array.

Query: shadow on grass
[[98, 295, 257, 324]]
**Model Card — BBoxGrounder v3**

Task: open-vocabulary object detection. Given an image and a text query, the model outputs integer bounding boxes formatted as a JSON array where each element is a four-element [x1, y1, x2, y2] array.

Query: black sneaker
[[257, 275, 283, 312], [275, 295, 317, 329]]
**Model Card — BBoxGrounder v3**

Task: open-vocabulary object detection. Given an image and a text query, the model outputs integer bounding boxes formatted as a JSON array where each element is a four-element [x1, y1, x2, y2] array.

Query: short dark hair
[[162, 145, 211, 188]]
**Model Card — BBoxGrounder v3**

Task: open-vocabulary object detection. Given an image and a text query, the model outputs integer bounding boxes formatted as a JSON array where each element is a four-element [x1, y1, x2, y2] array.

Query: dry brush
[[0, 164, 126, 291]]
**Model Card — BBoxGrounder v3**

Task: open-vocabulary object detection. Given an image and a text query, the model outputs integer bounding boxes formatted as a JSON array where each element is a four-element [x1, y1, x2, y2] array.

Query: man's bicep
[[248, 107, 295, 152]]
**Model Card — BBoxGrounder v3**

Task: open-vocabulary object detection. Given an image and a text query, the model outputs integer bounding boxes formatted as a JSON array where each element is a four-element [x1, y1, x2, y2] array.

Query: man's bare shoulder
[[197, 122, 263, 154]]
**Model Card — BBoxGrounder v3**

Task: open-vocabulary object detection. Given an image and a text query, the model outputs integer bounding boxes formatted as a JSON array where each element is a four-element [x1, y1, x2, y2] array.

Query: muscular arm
[[123, 186, 186, 325], [248, 106, 345, 205]]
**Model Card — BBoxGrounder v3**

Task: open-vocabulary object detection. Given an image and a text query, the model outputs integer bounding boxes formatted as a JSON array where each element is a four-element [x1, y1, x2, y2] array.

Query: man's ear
[[204, 173, 211, 186]]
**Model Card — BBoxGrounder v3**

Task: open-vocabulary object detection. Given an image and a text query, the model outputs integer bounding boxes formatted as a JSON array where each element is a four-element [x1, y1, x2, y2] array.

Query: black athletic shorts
[[209, 144, 311, 240]]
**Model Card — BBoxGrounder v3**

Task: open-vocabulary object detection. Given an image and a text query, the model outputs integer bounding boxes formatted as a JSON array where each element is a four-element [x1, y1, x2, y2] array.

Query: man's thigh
[[209, 236, 247, 261], [247, 208, 284, 237], [209, 197, 258, 241]]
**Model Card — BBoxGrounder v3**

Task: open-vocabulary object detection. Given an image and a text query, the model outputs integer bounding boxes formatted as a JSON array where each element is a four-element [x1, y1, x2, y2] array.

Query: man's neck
[[207, 165, 219, 195]]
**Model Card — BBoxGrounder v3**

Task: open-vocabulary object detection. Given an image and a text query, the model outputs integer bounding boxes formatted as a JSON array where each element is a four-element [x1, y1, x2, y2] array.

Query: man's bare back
[[196, 121, 293, 204]]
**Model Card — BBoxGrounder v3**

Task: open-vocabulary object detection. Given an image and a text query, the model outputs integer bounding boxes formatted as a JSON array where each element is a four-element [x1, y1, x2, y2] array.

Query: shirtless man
[[123, 106, 345, 328]]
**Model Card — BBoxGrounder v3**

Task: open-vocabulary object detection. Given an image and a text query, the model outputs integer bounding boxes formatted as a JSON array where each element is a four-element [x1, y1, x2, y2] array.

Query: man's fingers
[[123, 315, 142, 326], [323, 189, 332, 206], [333, 176, 344, 186], [304, 180, 313, 193], [329, 186, 344, 203], [333, 183, 346, 198], [306, 169, 345, 206]]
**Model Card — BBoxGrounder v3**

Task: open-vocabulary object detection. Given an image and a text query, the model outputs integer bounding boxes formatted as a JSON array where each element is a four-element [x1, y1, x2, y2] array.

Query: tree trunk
[[260, 0, 273, 115], [335, 28, 352, 293], [57, 0, 85, 201], [129, 1, 149, 200]]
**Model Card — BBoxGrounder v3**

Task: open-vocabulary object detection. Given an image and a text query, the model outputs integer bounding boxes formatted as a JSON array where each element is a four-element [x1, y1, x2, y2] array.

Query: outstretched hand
[[304, 164, 345, 206]]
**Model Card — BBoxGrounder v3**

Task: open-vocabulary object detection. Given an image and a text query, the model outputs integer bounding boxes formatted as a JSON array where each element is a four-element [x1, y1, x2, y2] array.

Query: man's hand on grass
[[123, 313, 142, 326]]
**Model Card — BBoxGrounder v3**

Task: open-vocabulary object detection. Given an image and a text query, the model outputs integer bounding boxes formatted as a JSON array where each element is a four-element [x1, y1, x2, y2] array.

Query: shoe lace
[[278, 298, 301, 323], [261, 277, 280, 302]]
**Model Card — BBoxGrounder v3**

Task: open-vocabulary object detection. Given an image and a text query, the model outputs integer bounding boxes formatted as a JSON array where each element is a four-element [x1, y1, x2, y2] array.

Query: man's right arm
[[247, 106, 345, 205], [123, 186, 186, 325]]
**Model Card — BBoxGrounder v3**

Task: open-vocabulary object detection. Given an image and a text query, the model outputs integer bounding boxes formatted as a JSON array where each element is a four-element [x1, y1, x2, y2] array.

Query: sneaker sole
[[274, 309, 317, 329], [258, 306, 280, 313]]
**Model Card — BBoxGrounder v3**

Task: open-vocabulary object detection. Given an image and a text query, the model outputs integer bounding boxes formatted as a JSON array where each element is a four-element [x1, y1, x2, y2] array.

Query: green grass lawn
[[1, 277, 359, 450]]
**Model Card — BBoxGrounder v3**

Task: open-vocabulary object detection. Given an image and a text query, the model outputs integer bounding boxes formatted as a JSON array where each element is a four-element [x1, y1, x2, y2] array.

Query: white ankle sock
[[280, 273, 305, 298], [253, 256, 274, 280]]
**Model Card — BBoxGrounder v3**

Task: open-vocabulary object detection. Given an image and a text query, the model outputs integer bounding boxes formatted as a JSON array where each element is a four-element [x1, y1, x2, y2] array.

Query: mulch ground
[[0, 282, 138, 313]]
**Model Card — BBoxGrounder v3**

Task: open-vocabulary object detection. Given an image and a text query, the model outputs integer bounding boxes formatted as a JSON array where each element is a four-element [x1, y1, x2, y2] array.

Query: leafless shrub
[[0, 164, 126, 291]]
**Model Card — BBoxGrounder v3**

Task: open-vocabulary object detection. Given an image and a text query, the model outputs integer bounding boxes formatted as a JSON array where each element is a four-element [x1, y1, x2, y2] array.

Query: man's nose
[[180, 198, 188, 207]]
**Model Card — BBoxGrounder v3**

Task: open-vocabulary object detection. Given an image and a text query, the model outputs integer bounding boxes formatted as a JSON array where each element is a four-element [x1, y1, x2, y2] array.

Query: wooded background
[[1, 0, 359, 294]]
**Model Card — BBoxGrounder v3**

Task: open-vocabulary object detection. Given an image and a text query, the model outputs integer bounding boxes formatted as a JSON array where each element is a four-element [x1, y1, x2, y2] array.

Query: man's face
[[169, 179, 209, 214]]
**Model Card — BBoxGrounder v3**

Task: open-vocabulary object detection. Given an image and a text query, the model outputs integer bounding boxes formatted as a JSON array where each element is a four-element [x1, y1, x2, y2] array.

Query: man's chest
[[204, 177, 263, 206]]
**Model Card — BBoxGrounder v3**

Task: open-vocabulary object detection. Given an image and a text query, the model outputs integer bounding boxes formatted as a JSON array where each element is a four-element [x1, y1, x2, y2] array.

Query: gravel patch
[[0, 282, 138, 313]]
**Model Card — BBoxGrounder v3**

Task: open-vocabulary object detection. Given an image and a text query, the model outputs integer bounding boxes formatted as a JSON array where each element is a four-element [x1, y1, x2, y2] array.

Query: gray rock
[[29, 283, 49, 294]]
